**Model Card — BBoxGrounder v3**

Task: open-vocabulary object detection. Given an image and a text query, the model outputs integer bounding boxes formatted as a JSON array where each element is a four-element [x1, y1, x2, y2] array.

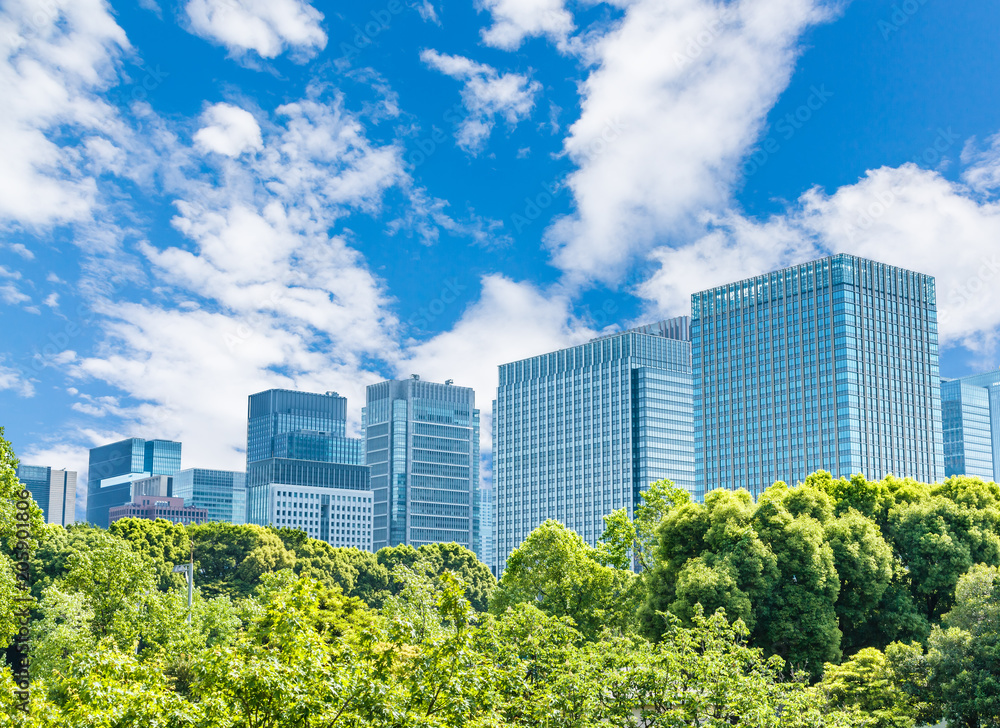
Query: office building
[[480, 480, 495, 575], [109, 495, 208, 526], [493, 317, 694, 572], [16, 465, 77, 526], [364, 377, 480, 554], [86, 438, 182, 527], [246, 389, 372, 549], [941, 369, 1000, 481], [693, 254, 945, 498], [172, 468, 247, 524]]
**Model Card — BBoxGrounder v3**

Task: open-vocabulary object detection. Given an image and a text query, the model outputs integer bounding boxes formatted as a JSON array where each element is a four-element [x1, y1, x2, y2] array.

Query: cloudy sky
[[2, 0, 1000, 518]]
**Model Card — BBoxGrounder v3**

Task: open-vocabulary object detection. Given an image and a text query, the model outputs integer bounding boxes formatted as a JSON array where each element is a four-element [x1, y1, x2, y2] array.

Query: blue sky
[[2, 0, 1000, 519]]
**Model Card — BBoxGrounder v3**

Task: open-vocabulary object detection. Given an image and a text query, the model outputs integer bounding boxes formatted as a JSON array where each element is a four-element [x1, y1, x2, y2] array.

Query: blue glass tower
[[246, 389, 372, 548], [493, 317, 694, 573], [172, 468, 247, 524], [941, 370, 1000, 482], [86, 438, 182, 527], [692, 254, 945, 498], [364, 378, 480, 554]]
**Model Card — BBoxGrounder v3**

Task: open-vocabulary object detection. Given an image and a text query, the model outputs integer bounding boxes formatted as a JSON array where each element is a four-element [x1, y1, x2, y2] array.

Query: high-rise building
[[172, 468, 247, 524], [16, 465, 77, 526], [480, 479, 495, 576], [86, 438, 182, 527], [493, 318, 694, 573], [692, 254, 945, 498], [941, 369, 1000, 482], [246, 389, 372, 549], [364, 377, 480, 555]]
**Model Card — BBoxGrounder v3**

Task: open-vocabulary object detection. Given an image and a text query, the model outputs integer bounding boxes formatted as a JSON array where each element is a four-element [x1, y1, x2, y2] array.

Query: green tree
[[597, 479, 691, 571], [928, 563, 1000, 727], [820, 644, 938, 728], [1, 427, 45, 649], [109, 516, 190, 590], [188, 521, 296, 598], [490, 520, 636, 639], [413, 542, 496, 612], [825, 508, 895, 652], [276, 528, 392, 608]]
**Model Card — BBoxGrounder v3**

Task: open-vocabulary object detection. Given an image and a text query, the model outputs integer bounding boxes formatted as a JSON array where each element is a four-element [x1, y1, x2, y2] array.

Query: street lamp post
[[172, 546, 194, 623]]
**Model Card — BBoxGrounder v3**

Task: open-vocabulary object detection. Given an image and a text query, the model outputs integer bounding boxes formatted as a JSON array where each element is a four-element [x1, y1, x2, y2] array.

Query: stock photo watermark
[[335, 0, 430, 70], [510, 117, 625, 233], [878, 0, 932, 40], [744, 85, 834, 177], [11, 488, 35, 714], [408, 278, 468, 329]]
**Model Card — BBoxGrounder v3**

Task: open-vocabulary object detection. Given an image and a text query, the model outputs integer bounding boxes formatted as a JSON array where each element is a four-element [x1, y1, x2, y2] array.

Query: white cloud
[[476, 0, 575, 50], [0, 0, 130, 229], [0, 359, 34, 397], [420, 50, 541, 153], [44, 293, 59, 308], [399, 276, 596, 451], [194, 103, 264, 157], [638, 161, 1000, 356], [962, 133, 1000, 194], [5, 243, 34, 259], [65, 93, 407, 472], [543, 0, 835, 284], [184, 0, 326, 61]]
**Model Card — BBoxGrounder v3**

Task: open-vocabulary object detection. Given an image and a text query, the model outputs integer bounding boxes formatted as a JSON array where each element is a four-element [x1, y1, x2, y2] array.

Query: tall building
[[493, 318, 694, 573], [172, 468, 247, 524], [364, 377, 480, 555], [86, 438, 182, 527], [941, 369, 1000, 481], [16, 465, 76, 526], [692, 254, 945, 498], [246, 389, 372, 550]]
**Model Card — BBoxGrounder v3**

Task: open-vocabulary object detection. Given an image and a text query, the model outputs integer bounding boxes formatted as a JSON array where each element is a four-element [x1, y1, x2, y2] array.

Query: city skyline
[[12, 252, 1000, 525], [3, 2, 1000, 509]]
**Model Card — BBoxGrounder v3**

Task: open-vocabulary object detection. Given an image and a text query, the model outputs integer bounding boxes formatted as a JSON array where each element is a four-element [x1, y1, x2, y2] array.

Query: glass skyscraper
[[172, 468, 247, 524], [692, 254, 945, 498], [364, 377, 480, 555], [245, 389, 372, 549], [16, 465, 76, 526], [941, 369, 1000, 482], [86, 438, 182, 527], [493, 317, 694, 573]]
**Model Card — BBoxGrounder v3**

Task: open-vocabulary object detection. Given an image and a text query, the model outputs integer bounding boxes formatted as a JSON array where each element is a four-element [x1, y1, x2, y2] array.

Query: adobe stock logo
[[408, 278, 468, 329]]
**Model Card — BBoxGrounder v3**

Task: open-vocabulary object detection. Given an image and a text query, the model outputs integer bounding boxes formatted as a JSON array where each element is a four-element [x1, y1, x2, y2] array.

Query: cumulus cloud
[[65, 93, 406, 471], [194, 103, 264, 157], [0, 359, 34, 397], [184, 0, 327, 61], [420, 50, 541, 153], [962, 133, 1000, 194], [638, 161, 1000, 356], [0, 0, 130, 229], [476, 0, 575, 50], [540, 0, 835, 284]]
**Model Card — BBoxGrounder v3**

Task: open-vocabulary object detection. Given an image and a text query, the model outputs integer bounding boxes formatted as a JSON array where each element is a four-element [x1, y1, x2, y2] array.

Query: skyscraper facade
[[16, 465, 76, 526], [245, 389, 372, 549], [172, 468, 247, 524], [692, 254, 945, 498], [493, 318, 694, 573], [941, 370, 1000, 482], [86, 438, 182, 527], [364, 378, 480, 555]]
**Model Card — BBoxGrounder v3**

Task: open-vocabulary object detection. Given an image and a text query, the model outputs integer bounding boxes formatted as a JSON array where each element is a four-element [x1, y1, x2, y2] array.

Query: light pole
[[172, 546, 194, 623]]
